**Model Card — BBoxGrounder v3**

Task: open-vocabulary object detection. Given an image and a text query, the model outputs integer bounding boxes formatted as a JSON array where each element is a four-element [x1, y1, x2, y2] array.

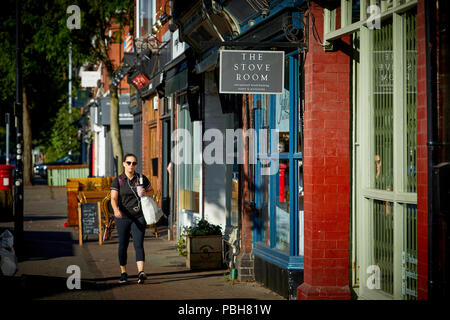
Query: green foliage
[[45, 106, 81, 162], [176, 220, 223, 257], [185, 219, 223, 237], [0, 0, 134, 154], [176, 228, 188, 257]]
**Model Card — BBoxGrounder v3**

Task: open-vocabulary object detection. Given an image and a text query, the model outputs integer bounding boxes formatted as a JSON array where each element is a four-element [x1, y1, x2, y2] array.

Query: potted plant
[[180, 219, 223, 270]]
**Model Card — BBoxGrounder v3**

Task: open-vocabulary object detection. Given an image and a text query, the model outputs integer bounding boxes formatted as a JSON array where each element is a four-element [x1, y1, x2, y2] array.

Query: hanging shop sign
[[219, 50, 284, 94]]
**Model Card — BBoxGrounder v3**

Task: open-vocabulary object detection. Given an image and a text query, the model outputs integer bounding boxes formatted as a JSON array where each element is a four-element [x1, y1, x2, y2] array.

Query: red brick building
[[232, 0, 448, 300], [293, 0, 448, 300]]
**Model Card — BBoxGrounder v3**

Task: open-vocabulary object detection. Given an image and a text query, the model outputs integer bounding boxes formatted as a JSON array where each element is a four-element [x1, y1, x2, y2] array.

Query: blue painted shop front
[[251, 52, 304, 299]]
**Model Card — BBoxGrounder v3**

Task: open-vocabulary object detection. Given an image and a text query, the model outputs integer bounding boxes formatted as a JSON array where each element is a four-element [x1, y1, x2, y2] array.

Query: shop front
[[251, 51, 304, 300], [163, 49, 203, 240], [170, 0, 306, 298], [213, 1, 307, 299]]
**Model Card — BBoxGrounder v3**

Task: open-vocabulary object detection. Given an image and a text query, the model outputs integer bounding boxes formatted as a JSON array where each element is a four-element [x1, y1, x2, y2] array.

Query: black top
[[110, 172, 151, 219]]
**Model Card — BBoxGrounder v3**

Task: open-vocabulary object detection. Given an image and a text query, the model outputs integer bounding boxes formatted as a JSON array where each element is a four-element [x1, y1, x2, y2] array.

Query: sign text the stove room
[[219, 50, 284, 94]]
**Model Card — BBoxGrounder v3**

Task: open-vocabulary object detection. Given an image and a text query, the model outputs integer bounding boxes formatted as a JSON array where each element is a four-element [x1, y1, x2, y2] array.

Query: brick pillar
[[297, 3, 351, 300], [416, 0, 429, 300]]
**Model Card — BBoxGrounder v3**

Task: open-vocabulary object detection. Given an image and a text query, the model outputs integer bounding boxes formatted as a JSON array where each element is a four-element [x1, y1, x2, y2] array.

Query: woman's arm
[[110, 190, 122, 218], [142, 185, 154, 197]]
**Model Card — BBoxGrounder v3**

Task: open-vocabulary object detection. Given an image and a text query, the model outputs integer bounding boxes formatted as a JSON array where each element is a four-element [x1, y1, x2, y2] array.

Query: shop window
[[253, 53, 303, 263], [176, 94, 201, 214], [276, 58, 290, 153], [372, 20, 394, 191], [138, 0, 155, 37], [351, 9, 418, 300]]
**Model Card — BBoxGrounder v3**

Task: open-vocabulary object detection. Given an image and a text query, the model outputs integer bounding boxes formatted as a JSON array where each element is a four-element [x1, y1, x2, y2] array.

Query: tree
[[0, 0, 134, 181], [67, 0, 135, 174], [0, 0, 80, 184], [46, 106, 81, 161]]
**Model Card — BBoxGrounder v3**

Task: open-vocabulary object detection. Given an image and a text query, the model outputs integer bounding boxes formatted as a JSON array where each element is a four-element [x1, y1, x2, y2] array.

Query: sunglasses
[[125, 161, 137, 166]]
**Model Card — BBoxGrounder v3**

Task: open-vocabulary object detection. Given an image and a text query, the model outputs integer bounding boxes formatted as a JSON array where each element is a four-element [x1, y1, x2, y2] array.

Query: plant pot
[[186, 235, 223, 270]]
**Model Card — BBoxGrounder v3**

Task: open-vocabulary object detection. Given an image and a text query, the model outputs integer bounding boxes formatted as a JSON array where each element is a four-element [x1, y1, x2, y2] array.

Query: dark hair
[[123, 153, 138, 162]]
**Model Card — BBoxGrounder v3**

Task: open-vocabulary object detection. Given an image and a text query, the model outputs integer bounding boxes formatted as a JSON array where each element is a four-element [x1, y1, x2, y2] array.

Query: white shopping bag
[[141, 196, 163, 225]]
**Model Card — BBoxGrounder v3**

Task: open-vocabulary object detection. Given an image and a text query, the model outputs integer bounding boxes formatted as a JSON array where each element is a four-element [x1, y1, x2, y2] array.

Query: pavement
[[0, 185, 285, 301]]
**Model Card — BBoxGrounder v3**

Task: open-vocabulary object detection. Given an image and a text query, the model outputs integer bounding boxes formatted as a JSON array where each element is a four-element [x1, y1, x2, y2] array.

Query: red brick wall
[[297, 3, 351, 300], [103, 23, 131, 92], [416, 0, 429, 300]]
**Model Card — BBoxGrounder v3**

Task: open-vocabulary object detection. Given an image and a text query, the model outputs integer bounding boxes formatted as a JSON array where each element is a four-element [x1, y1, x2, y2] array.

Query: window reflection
[[275, 159, 289, 253], [275, 58, 290, 153]]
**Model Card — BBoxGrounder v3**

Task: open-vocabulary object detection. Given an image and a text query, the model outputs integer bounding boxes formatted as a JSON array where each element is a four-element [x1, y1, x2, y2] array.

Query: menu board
[[78, 202, 103, 245]]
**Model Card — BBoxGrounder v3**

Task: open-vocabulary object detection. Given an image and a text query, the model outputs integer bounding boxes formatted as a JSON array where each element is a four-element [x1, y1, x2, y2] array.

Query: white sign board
[[81, 71, 101, 88]]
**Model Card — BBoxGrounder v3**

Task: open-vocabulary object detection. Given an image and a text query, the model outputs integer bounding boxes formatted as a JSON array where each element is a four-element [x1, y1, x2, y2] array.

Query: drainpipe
[[425, 0, 438, 300], [230, 94, 250, 280]]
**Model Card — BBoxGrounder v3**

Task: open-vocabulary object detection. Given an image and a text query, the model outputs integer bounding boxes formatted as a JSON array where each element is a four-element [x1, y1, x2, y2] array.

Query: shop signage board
[[219, 50, 284, 94], [78, 202, 102, 245]]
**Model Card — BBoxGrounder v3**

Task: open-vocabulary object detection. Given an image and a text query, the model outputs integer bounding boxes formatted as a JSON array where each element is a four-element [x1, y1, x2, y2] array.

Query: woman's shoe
[[119, 272, 128, 284], [137, 271, 147, 284]]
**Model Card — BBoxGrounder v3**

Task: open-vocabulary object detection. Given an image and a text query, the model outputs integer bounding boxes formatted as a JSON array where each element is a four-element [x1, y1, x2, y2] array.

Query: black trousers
[[114, 215, 146, 266]]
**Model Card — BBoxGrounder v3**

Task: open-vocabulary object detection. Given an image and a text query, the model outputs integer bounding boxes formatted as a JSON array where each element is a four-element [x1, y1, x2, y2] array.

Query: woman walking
[[110, 153, 154, 284]]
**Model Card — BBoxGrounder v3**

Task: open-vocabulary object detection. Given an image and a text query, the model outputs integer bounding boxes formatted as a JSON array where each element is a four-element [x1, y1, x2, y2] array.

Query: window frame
[[137, 0, 156, 38], [323, 0, 417, 45], [252, 52, 304, 270], [351, 9, 418, 300]]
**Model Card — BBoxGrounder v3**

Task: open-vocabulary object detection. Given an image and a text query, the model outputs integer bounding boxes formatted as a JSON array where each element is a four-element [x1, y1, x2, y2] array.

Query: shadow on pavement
[[0, 274, 119, 300], [149, 270, 229, 285], [31, 177, 48, 186], [23, 231, 75, 260], [91, 269, 227, 284]]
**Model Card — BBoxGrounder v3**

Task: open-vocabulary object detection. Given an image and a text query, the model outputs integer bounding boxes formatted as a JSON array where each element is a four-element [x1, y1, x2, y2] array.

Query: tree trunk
[[110, 85, 123, 175], [23, 87, 32, 185]]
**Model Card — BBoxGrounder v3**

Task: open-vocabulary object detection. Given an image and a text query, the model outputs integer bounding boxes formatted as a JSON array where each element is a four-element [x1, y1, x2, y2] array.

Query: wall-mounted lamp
[[151, 12, 170, 34]]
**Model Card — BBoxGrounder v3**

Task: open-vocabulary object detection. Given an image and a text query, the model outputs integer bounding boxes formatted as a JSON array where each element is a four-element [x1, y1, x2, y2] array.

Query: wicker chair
[[101, 192, 115, 241]]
